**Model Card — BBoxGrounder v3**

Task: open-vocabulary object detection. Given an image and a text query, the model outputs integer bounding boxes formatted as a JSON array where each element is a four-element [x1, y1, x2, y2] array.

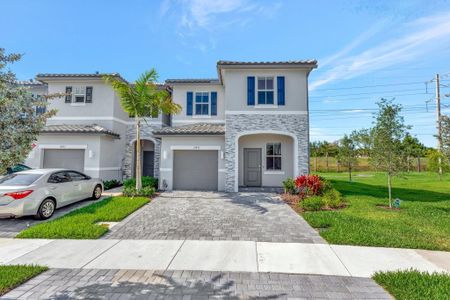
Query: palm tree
[[104, 70, 181, 190]]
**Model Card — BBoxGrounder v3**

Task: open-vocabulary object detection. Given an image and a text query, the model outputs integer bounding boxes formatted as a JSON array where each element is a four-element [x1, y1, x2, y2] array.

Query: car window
[[0, 174, 42, 186], [48, 172, 71, 183], [67, 171, 88, 181], [11, 165, 31, 173]]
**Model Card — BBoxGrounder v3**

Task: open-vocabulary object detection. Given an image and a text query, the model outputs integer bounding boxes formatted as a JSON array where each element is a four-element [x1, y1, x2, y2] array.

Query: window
[[257, 77, 274, 105], [65, 86, 93, 104], [195, 92, 209, 115], [0, 174, 42, 186], [48, 172, 71, 183], [266, 143, 282, 170], [73, 86, 85, 103], [67, 171, 89, 181]]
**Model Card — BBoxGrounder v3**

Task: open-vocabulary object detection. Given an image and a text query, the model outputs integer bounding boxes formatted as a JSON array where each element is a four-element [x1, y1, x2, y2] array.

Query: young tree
[[427, 148, 449, 178], [337, 134, 358, 181], [370, 99, 410, 208], [0, 48, 56, 173], [104, 70, 181, 190]]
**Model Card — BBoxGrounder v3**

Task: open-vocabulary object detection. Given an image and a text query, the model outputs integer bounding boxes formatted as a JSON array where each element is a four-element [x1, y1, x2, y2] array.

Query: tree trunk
[[314, 157, 317, 173], [349, 165, 352, 182], [387, 173, 392, 208], [407, 156, 410, 172], [438, 156, 443, 181], [325, 154, 329, 172], [337, 161, 340, 172], [417, 157, 421, 172], [135, 119, 142, 190]]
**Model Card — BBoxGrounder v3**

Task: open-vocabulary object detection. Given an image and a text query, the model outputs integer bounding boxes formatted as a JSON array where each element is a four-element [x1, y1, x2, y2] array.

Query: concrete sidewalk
[[1, 238, 448, 278]]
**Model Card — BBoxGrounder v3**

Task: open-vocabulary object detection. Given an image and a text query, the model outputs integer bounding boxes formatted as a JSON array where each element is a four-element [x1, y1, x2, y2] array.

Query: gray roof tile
[[36, 73, 128, 83], [153, 123, 225, 135], [165, 79, 220, 84], [217, 60, 318, 66], [42, 124, 120, 138]]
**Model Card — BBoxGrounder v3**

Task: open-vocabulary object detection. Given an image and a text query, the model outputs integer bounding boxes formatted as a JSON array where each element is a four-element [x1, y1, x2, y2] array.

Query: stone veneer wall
[[224, 114, 309, 192], [123, 123, 161, 180]]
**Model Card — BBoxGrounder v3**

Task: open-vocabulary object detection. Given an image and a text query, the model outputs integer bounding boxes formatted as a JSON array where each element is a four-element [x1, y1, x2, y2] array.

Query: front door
[[244, 148, 261, 187], [143, 151, 154, 177]]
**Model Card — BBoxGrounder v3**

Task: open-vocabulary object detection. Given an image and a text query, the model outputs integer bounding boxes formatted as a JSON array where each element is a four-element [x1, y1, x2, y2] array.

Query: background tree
[[370, 99, 410, 208], [0, 48, 56, 173], [309, 141, 321, 172], [337, 134, 358, 181], [440, 115, 450, 159], [427, 149, 449, 179], [319, 141, 333, 172], [104, 70, 181, 190], [352, 128, 373, 158], [402, 134, 427, 172]]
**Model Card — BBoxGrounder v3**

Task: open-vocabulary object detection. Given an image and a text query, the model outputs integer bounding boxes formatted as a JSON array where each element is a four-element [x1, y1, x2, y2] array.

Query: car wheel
[[92, 185, 102, 200], [35, 198, 56, 220]]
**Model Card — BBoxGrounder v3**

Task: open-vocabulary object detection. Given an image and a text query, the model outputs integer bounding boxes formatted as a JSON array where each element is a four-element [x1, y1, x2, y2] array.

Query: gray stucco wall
[[225, 113, 309, 192]]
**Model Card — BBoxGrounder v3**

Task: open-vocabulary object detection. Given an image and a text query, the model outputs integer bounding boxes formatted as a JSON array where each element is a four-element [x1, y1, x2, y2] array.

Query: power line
[[310, 88, 428, 98], [309, 92, 429, 102], [311, 81, 427, 92]]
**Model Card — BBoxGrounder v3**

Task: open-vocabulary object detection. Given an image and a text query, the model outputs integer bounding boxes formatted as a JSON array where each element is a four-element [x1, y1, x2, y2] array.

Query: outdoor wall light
[[88, 150, 94, 158], [220, 151, 224, 159], [163, 150, 167, 160]]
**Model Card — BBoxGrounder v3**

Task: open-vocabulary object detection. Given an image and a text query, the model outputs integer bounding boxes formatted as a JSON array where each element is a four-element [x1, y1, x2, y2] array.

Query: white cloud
[[161, 0, 281, 31], [310, 11, 450, 90]]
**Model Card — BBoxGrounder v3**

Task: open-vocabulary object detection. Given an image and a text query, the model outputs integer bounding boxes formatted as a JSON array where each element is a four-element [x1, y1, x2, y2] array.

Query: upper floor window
[[195, 92, 209, 115], [257, 77, 274, 105], [65, 86, 93, 104], [266, 143, 282, 170]]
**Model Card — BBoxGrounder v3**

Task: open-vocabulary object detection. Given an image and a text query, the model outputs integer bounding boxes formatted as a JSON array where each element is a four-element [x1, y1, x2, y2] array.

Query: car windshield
[[0, 173, 42, 186]]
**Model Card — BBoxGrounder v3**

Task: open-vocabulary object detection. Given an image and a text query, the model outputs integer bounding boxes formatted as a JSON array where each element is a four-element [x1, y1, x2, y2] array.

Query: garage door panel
[[173, 150, 218, 191], [43, 149, 85, 172]]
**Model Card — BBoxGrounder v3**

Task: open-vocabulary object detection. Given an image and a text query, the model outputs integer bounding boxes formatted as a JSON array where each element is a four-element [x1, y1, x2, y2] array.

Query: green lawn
[[302, 172, 450, 251], [0, 265, 48, 296], [17, 196, 149, 239], [373, 270, 450, 300]]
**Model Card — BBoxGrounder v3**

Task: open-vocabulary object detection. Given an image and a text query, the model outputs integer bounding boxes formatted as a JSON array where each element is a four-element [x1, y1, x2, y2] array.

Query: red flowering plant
[[294, 174, 324, 199]]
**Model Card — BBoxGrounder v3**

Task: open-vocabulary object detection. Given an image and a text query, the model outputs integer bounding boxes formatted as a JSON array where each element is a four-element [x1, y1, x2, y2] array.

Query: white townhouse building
[[25, 60, 317, 192]]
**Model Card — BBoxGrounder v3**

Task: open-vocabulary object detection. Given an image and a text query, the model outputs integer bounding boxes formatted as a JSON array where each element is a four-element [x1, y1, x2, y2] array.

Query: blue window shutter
[[211, 91, 217, 115], [247, 76, 255, 105], [186, 92, 193, 116], [277, 76, 285, 105]]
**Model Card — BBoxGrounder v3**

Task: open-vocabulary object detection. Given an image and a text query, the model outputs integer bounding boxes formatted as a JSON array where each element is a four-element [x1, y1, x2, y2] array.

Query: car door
[[66, 171, 92, 200], [47, 172, 74, 206]]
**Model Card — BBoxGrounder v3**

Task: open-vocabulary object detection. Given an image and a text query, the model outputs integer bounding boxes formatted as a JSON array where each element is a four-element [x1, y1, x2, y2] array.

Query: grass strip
[[17, 196, 149, 239], [0, 265, 48, 296]]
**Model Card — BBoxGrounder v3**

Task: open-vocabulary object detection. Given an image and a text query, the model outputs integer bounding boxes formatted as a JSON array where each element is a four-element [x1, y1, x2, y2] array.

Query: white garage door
[[43, 149, 85, 172], [173, 150, 218, 191]]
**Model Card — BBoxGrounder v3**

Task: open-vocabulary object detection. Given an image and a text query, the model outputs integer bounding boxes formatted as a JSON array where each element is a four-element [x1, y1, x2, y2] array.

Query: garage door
[[43, 149, 85, 172], [173, 150, 218, 191]]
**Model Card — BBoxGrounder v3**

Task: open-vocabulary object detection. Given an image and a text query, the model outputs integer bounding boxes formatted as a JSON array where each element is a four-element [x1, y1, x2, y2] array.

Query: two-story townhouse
[[24, 73, 166, 181], [153, 60, 317, 192]]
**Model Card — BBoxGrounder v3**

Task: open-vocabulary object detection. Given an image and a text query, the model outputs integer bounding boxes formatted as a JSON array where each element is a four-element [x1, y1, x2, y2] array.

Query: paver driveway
[[104, 191, 325, 243], [1, 268, 391, 299]]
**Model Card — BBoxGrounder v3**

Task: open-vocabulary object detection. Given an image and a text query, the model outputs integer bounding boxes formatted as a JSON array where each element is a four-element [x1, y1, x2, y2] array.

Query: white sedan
[[0, 169, 103, 219]]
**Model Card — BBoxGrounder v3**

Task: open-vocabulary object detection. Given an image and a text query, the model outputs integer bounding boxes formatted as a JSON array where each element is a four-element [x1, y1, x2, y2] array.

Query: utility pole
[[435, 74, 443, 178]]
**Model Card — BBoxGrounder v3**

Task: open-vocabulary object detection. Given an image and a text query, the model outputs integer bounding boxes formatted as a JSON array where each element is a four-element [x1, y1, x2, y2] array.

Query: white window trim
[[257, 76, 276, 106], [194, 91, 211, 116], [264, 171, 285, 175], [266, 142, 282, 171]]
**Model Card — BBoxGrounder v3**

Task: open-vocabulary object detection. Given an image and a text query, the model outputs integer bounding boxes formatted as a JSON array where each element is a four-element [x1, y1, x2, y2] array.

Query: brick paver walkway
[[2, 268, 391, 299], [104, 191, 325, 243]]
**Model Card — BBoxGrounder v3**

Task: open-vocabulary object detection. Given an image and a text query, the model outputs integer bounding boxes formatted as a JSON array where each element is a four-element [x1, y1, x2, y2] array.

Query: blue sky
[[2, 0, 450, 146]]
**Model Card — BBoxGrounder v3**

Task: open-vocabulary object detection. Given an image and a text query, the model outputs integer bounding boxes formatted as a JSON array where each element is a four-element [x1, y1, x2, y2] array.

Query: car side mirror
[[85, 176, 91, 180]]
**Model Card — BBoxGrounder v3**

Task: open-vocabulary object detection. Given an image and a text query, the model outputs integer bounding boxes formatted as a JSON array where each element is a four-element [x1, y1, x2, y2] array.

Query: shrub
[[282, 178, 297, 194], [295, 174, 324, 198], [123, 186, 155, 197], [300, 196, 326, 211], [323, 188, 344, 209], [123, 176, 158, 189], [103, 179, 121, 190]]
